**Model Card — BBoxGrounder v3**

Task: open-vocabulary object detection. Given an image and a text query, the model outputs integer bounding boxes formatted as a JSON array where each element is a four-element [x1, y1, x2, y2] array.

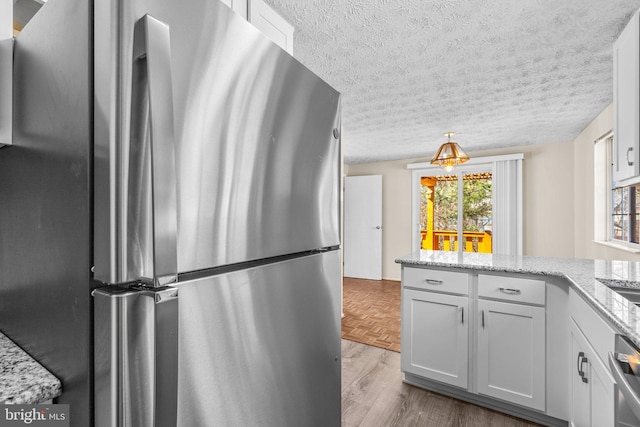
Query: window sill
[[593, 240, 640, 254]]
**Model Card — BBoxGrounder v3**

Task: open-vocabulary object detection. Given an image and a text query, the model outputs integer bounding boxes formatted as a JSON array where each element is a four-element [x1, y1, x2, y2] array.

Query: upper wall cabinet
[[220, 0, 294, 55], [220, 0, 248, 20], [248, 0, 294, 55], [613, 9, 640, 183]]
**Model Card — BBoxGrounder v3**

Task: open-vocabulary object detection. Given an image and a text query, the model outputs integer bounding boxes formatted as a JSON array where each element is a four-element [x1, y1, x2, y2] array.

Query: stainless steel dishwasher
[[610, 335, 640, 427]]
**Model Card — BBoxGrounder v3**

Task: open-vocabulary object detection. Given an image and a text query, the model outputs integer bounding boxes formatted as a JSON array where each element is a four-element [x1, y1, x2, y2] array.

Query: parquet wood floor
[[342, 339, 542, 427], [342, 277, 401, 352]]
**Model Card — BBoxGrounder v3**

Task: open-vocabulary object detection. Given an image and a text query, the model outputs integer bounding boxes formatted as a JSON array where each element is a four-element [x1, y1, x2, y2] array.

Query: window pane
[[462, 175, 492, 232], [419, 176, 435, 250], [623, 187, 630, 214], [613, 214, 624, 240], [634, 185, 640, 244], [462, 173, 493, 253], [613, 187, 624, 215], [421, 171, 493, 253], [433, 176, 458, 251]]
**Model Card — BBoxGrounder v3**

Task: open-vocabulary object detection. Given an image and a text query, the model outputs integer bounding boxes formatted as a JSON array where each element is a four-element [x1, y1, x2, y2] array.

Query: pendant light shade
[[430, 132, 469, 171]]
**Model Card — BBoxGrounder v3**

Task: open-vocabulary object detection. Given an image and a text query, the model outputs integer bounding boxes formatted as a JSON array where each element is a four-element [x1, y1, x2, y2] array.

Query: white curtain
[[492, 159, 523, 256]]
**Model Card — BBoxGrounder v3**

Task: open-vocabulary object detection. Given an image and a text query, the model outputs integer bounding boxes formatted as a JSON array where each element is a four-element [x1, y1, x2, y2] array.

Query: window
[[419, 172, 493, 253], [594, 132, 640, 251], [410, 154, 523, 256], [612, 184, 639, 243]]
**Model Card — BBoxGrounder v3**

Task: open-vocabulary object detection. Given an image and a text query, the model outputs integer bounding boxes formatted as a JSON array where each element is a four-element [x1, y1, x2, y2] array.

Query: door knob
[[375, 226, 382, 230]]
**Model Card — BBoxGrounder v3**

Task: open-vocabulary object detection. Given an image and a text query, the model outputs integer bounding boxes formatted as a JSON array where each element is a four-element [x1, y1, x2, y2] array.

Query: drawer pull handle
[[425, 279, 444, 285], [499, 287, 521, 295], [461, 307, 464, 325], [481, 310, 485, 329]]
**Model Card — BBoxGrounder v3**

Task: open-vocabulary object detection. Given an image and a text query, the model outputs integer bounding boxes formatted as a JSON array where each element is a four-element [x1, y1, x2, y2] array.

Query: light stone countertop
[[0, 332, 62, 404], [396, 250, 640, 349]]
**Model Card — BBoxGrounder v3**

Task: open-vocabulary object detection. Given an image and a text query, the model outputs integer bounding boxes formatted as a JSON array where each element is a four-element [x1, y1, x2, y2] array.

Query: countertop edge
[[0, 332, 62, 405]]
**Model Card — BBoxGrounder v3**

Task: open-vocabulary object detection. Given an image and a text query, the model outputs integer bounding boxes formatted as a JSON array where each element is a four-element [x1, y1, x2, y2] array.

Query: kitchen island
[[0, 331, 62, 404], [396, 250, 640, 347], [396, 250, 640, 427]]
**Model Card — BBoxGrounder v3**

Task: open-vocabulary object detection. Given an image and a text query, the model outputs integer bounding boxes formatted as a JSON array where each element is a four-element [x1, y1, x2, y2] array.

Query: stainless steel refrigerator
[[0, 0, 342, 426]]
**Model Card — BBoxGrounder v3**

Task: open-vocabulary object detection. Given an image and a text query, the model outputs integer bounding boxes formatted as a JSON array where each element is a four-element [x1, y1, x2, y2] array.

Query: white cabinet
[[477, 299, 546, 411], [476, 274, 546, 411], [613, 8, 640, 183], [219, 0, 248, 19], [248, 0, 294, 54], [401, 267, 556, 421], [219, 0, 294, 55], [568, 287, 616, 427], [402, 288, 468, 388], [569, 319, 615, 427]]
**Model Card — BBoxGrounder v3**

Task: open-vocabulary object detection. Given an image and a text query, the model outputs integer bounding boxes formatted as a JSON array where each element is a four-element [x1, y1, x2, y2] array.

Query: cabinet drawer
[[478, 274, 545, 306], [403, 267, 468, 295]]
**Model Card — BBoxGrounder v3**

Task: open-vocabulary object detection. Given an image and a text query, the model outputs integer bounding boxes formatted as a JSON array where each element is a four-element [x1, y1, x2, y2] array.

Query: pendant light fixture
[[430, 131, 470, 172]]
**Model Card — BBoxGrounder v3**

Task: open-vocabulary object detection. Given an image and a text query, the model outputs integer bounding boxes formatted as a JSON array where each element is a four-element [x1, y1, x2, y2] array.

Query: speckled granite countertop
[[396, 250, 640, 348], [0, 332, 62, 404]]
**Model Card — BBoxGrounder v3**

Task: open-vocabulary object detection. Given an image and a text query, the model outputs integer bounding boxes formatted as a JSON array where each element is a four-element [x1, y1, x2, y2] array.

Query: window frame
[[594, 132, 640, 253]]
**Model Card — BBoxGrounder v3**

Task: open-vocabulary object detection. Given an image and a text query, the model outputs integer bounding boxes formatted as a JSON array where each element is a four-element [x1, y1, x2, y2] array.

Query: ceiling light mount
[[430, 131, 470, 172]]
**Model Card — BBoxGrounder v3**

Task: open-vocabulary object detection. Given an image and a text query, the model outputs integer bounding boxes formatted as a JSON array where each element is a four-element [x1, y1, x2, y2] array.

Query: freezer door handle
[[0, 0, 11, 146], [93, 286, 179, 427], [129, 14, 178, 287]]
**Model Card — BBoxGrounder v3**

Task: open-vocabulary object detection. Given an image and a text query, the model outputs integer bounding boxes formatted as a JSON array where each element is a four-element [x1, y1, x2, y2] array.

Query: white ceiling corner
[[264, 0, 640, 164]]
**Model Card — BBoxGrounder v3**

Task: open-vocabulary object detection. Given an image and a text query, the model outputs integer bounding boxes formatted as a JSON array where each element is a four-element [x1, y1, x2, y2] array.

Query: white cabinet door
[[218, 0, 248, 19], [477, 299, 545, 411], [401, 289, 468, 388], [570, 322, 591, 427], [248, 0, 294, 54], [569, 320, 615, 427], [613, 10, 640, 183]]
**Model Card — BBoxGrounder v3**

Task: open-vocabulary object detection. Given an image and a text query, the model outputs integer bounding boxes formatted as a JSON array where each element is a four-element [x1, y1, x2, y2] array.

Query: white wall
[[345, 103, 639, 281]]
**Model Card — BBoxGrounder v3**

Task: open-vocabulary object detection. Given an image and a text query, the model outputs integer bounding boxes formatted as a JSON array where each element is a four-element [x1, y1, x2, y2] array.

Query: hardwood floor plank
[[342, 340, 400, 424], [342, 340, 542, 427]]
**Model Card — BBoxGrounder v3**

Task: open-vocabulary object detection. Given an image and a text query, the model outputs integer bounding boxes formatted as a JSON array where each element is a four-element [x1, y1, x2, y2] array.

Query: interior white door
[[344, 175, 382, 280]]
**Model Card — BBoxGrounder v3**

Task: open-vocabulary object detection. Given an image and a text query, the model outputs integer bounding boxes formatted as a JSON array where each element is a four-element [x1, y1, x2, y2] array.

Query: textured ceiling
[[263, 0, 640, 164]]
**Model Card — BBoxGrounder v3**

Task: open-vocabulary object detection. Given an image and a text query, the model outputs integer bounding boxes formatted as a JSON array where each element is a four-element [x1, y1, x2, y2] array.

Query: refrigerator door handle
[[0, 1, 10, 146], [129, 14, 178, 287], [93, 286, 179, 427]]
